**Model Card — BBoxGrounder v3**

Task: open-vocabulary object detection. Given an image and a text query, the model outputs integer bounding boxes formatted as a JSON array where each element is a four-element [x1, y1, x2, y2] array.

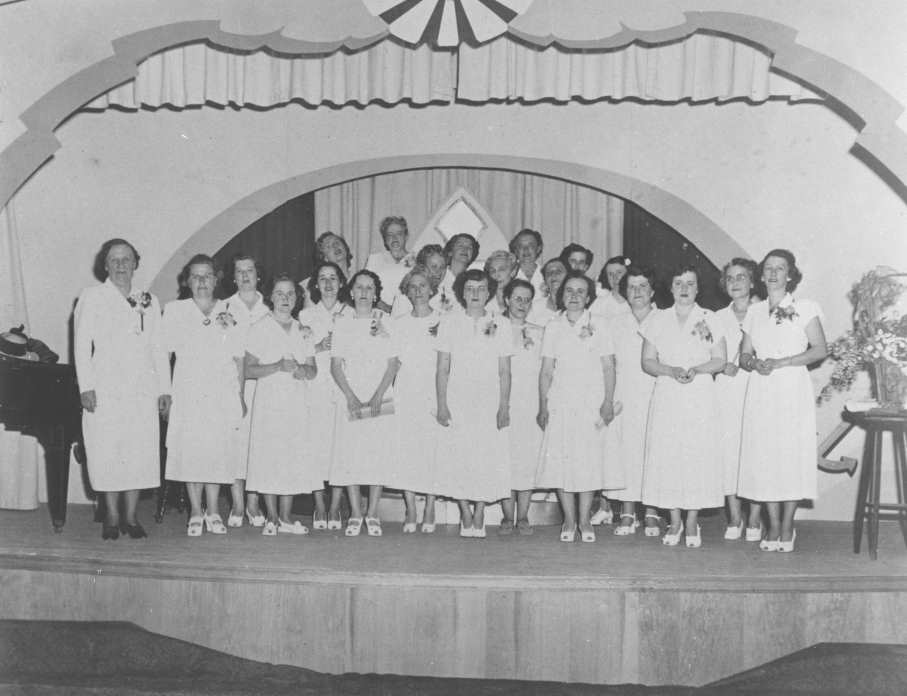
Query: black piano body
[[0, 353, 82, 531]]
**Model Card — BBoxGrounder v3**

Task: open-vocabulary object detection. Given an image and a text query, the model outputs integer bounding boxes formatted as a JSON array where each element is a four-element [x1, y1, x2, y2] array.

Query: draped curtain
[[314, 168, 624, 275], [85, 34, 818, 112]]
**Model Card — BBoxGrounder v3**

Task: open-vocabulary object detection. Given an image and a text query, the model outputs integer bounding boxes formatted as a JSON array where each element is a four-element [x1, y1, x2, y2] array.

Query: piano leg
[[40, 423, 71, 532]]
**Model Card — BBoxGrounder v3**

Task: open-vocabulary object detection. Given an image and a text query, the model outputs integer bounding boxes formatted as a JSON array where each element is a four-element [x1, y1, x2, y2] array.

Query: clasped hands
[[669, 366, 697, 384], [346, 392, 386, 418], [278, 356, 314, 381]]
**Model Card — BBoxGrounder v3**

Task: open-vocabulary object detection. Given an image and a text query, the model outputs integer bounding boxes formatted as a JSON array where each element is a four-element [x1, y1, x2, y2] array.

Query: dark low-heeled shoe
[[101, 524, 120, 541], [119, 522, 147, 539]]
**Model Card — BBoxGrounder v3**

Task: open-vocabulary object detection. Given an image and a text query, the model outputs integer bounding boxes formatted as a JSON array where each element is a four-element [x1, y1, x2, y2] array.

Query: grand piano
[[0, 353, 82, 531]]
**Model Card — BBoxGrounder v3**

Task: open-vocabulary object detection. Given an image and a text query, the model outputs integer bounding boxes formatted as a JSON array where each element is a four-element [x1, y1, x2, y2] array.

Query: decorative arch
[[148, 154, 745, 301]]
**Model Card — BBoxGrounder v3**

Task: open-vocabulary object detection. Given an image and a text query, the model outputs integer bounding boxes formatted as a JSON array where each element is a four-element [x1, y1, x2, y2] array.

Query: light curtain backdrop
[[313, 168, 624, 276]]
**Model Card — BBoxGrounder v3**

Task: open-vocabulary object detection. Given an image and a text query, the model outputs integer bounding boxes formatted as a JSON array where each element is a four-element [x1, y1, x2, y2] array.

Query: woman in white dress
[[244, 275, 318, 536], [713, 258, 760, 541], [330, 270, 400, 538], [499, 278, 544, 536], [641, 266, 727, 548], [367, 216, 414, 314], [392, 265, 442, 533], [75, 239, 170, 540], [162, 255, 245, 537], [738, 249, 827, 553], [606, 265, 661, 537], [224, 255, 270, 527], [299, 261, 352, 530], [537, 271, 619, 543], [484, 250, 518, 316], [589, 255, 632, 527], [301, 232, 353, 309], [435, 269, 513, 538]]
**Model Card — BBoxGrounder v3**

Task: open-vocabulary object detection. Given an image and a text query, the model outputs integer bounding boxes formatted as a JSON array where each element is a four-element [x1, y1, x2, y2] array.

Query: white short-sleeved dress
[[226, 292, 270, 481], [329, 310, 399, 487], [641, 305, 724, 510], [508, 321, 544, 490], [297, 301, 352, 484], [367, 250, 413, 308], [590, 291, 631, 324], [433, 311, 513, 502], [536, 310, 623, 493], [738, 295, 822, 502], [245, 314, 321, 495], [603, 308, 657, 502], [391, 310, 443, 493], [74, 280, 170, 491], [713, 303, 752, 496], [162, 299, 244, 484]]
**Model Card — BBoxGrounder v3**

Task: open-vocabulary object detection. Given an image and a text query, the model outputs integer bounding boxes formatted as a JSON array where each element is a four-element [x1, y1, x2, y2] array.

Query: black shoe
[[101, 524, 120, 541], [119, 522, 147, 539]]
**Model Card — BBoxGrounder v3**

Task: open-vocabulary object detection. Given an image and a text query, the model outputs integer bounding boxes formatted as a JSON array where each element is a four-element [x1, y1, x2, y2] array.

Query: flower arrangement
[[691, 319, 713, 343], [820, 267, 907, 408], [771, 304, 799, 325], [126, 290, 152, 331]]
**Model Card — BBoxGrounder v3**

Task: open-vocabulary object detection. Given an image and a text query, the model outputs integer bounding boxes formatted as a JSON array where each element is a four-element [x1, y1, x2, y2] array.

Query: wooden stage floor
[[1, 502, 906, 686]]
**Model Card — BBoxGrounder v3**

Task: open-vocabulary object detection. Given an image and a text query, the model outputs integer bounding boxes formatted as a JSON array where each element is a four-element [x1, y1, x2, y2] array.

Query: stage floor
[[2, 502, 907, 686], [1, 501, 905, 591]]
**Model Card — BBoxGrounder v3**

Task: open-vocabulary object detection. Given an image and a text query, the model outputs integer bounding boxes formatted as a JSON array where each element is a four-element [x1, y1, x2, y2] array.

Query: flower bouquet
[[819, 267, 907, 410], [126, 290, 152, 332]]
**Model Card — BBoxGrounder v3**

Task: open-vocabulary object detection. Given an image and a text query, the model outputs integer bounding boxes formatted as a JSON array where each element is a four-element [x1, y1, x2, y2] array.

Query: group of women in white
[[74, 219, 826, 552]]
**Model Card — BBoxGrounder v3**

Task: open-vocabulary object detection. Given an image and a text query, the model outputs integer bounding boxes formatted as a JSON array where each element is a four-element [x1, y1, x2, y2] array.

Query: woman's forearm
[[691, 356, 727, 375], [642, 357, 674, 378], [370, 358, 400, 401]]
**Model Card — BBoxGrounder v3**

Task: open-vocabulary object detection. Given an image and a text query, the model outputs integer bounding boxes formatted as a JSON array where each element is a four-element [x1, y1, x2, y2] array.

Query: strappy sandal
[[580, 526, 596, 543], [227, 510, 244, 528], [203, 513, 227, 535], [245, 509, 266, 528], [644, 513, 662, 537], [614, 513, 638, 536], [420, 521, 436, 534], [312, 512, 328, 530], [402, 522, 418, 534], [345, 517, 363, 537], [327, 512, 343, 531], [662, 521, 684, 546], [365, 517, 383, 537], [559, 525, 577, 543], [187, 516, 203, 537], [261, 521, 277, 536], [278, 519, 310, 535]]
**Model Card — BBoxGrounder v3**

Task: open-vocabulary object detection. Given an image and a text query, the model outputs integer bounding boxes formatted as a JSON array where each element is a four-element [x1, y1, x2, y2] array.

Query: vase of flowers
[[820, 267, 907, 410]]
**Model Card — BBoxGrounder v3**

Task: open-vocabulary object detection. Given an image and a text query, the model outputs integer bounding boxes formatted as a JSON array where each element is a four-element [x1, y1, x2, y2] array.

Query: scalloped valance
[[85, 33, 818, 111]]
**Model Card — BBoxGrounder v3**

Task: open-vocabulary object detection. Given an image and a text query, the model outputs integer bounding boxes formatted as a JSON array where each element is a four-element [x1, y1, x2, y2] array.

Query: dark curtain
[[622, 202, 724, 310], [212, 191, 316, 299]]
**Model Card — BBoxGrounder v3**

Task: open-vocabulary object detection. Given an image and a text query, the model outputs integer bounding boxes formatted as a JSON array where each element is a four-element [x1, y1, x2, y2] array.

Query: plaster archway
[[149, 154, 745, 300]]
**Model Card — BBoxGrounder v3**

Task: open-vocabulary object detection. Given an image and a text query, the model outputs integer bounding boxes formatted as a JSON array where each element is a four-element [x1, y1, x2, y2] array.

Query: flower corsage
[[428, 322, 440, 337], [215, 310, 237, 330], [521, 325, 536, 349], [300, 325, 314, 341], [579, 319, 595, 340], [771, 303, 799, 325], [370, 312, 389, 338], [691, 319, 713, 343], [126, 290, 152, 332], [483, 319, 498, 337]]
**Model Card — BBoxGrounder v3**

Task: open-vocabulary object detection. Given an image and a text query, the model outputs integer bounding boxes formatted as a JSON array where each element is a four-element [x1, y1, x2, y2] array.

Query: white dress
[[391, 310, 442, 493], [604, 309, 657, 503], [162, 299, 244, 484], [738, 295, 822, 501], [714, 303, 751, 496], [366, 250, 413, 307], [590, 291, 631, 323], [508, 321, 544, 490], [640, 305, 723, 510], [434, 311, 513, 502], [536, 310, 623, 493], [245, 315, 321, 495], [297, 301, 352, 484], [74, 280, 169, 491], [226, 291, 270, 481], [329, 310, 399, 487], [526, 302, 558, 328]]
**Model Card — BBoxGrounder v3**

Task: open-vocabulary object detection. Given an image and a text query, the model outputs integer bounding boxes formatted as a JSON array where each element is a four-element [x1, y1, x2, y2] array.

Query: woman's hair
[[314, 231, 352, 267], [555, 270, 596, 311], [720, 257, 759, 297], [508, 228, 543, 256], [93, 238, 140, 281], [229, 254, 262, 288], [483, 250, 518, 275], [559, 243, 594, 269], [177, 253, 217, 299], [307, 261, 348, 305], [344, 269, 383, 308], [416, 243, 445, 266], [453, 268, 496, 308], [265, 273, 304, 318], [758, 248, 803, 292], [399, 263, 434, 298], [597, 255, 630, 289], [443, 233, 480, 266], [618, 264, 658, 300], [379, 216, 408, 241], [502, 278, 535, 302]]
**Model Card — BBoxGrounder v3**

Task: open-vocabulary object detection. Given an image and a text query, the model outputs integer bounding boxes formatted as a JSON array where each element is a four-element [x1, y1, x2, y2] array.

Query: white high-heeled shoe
[[685, 524, 702, 548], [662, 521, 684, 546], [777, 529, 797, 553]]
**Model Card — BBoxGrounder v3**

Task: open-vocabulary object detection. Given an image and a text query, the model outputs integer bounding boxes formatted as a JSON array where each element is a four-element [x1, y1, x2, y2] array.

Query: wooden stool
[[846, 410, 907, 559]]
